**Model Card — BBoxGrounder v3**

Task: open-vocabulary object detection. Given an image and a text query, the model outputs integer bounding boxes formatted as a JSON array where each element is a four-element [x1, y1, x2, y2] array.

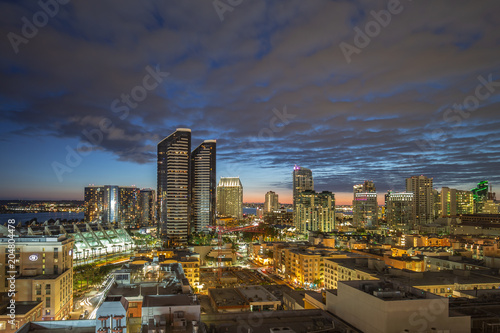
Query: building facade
[[385, 191, 413, 228], [139, 189, 156, 227], [295, 191, 335, 233], [353, 181, 378, 227], [292, 165, 314, 210], [0, 235, 74, 321], [157, 128, 192, 245], [264, 191, 279, 213], [118, 186, 139, 227], [84, 186, 104, 222], [406, 175, 434, 226], [441, 187, 475, 216], [84, 185, 139, 227], [191, 140, 216, 233], [216, 177, 243, 220]]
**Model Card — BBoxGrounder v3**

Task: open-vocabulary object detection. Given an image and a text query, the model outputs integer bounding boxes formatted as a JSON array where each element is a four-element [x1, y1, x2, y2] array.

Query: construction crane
[[207, 224, 263, 280]]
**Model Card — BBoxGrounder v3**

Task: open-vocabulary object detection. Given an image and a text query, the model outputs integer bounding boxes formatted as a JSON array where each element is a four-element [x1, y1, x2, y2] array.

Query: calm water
[[0, 212, 85, 225], [243, 207, 257, 215]]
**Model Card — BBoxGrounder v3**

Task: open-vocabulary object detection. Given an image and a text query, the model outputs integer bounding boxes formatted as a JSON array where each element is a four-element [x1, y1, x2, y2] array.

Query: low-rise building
[[236, 285, 281, 311], [0, 235, 74, 321], [326, 280, 470, 333], [0, 295, 42, 333], [208, 288, 249, 313], [323, 257, 381, 289]]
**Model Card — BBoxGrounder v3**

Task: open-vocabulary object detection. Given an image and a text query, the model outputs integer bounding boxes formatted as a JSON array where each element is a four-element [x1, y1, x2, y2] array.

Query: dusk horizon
[[1, 0, 500, 207]]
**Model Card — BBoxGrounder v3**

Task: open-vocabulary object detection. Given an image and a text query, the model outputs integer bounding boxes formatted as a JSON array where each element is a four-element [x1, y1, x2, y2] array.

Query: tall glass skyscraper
[[292, 165, 314, 210], [191, 140, 216, 233], [217, 177, 243, 220], [157, 128, 191, 245], [103, 185, 119, 224]]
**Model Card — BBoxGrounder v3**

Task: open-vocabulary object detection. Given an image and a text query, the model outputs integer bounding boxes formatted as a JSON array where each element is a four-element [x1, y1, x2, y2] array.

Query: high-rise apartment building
[[433, 189, 442, 220], [157, 128, 191, 245], [84, 185, 138, 226], [292, 165, 314, 210], [264, 191, 279, 213], [191, 140, 216, 233], [118, 186, 139, 227], [139, 189, 156, 226], [295, 190, 335, 233], [103, 185, 119, 224], [385, 191, 414, 228], [216, 177, 243, 220], [0, 235, 74, 321], [406, 175, 434, 225], [353, 181, 378, 227], [441, 187, 475, 216], [84, 186, 104, 222]]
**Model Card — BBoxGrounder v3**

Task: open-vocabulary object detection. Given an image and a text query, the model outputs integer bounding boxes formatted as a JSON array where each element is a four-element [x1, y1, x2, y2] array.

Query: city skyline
[[1, 1, 500, 205]]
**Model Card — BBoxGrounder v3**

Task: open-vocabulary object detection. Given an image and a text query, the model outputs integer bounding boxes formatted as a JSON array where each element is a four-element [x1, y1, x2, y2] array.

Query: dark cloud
[[1, 0, 500, 198]]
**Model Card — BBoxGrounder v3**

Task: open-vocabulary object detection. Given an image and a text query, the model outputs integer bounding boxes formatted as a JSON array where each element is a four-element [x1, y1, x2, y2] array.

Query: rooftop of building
[[337, 280, 435, 301], [324, 257, 383, 275], [18, 274, 63, 280], [425, 255, 486, 266], [200, 309, 361, 333], [236, 285, 280, 303], [0, 234, 71, 242], [261, 284, 294, 301], [0, 301, 41, 316], [387, 269, 500, 287], [108, 282, 183, 298], [16, 320, 96, 333], [143, 294, 199, 307], [283, 290, 306, 307], [208, 288, 247, 308]]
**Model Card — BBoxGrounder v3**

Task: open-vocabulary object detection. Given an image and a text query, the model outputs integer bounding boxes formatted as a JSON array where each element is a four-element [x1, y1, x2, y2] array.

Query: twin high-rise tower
[[157, 128, 216, 245]]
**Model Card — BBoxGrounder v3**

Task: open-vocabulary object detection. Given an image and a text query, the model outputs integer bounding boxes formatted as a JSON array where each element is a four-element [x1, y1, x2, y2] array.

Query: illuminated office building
[[139, 189, 156, 226], [217, 177, 243, 220], [295, 190, 335, 233], [191, 140, 216, 233], [157, 128, 191, 245], [471, 180, 492, 213], [264, 191, 279, 213], [441, 187, 475, 216], [353, 181, 378, 227], [406, 175, 434, 225], [385, 191, 414, 228]]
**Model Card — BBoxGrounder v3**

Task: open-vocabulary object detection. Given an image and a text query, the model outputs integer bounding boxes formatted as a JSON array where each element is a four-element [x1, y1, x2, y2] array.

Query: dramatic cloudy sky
[[1, 0, 500, 204]]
